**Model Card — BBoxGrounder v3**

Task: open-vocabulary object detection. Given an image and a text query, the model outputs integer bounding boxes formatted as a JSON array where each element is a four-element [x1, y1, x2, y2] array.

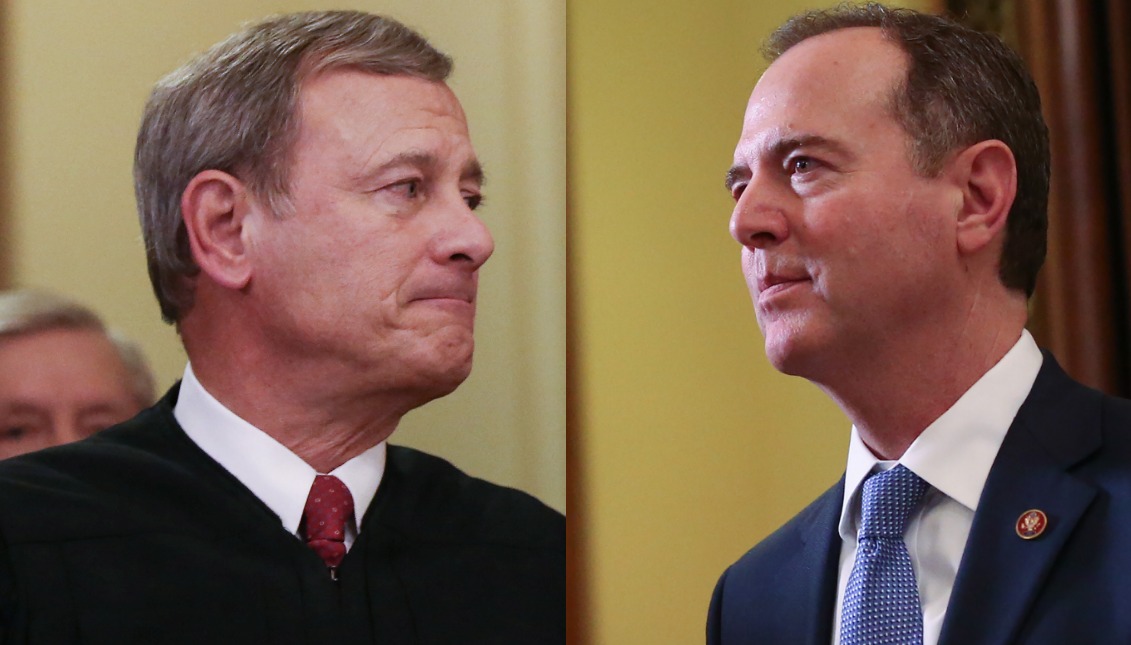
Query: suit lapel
[[939, 355, 1101, 645], [794, 480, 844, 645]]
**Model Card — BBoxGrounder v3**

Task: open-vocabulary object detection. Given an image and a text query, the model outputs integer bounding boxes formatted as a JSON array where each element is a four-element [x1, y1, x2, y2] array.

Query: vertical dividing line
[[565, 0, 588, 637], [0, 0, 11, 288]]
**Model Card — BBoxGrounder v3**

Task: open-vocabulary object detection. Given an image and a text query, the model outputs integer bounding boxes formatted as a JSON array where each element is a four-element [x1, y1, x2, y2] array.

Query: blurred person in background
[[0, 289, 155, 459]]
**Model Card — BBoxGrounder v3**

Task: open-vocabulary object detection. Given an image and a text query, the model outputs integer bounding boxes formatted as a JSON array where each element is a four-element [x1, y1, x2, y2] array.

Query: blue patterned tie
[[840, 464, 929, 645]]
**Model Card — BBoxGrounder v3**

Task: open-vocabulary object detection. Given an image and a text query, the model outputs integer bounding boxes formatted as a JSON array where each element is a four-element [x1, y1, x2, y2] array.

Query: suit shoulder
[[375, 445, 563, 550], [725, 481, 841, 579], [0, 402, 240, 541], [709, 482, 842, 642], [1020, 355, 1131, 464], [0, 404, 182, 494]]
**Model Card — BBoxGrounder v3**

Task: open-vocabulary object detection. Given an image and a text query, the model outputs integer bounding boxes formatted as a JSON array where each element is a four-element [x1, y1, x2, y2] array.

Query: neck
[[816, 295, 1028, 460], [188, 353, 411, 472], [193, 360, 407, 472], [179, 297, 431, 473]]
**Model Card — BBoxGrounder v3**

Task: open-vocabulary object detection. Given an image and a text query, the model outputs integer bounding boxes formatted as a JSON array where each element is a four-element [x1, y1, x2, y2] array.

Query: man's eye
[[386, 179, 421, 198], [464, 194, 484, 210], [0, 426, 28, 441], [788, 156, 816, 174], [401, 180, 420, 197], [730, 183, 747, 202]]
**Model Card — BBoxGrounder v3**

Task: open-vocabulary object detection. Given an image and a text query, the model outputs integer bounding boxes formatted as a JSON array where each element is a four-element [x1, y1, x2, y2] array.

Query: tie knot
[[858, 464, 927, 539], [301, 474, 355, 570]]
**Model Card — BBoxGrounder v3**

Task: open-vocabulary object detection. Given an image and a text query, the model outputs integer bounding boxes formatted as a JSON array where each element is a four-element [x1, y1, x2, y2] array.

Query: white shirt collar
[[838, 330, 1043, 540], [173, 363, 386, 538]]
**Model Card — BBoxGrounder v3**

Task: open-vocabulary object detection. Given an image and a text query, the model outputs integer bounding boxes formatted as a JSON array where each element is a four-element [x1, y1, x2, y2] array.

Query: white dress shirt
[[831, 330, 1043, 645], [173, 363, 386, 549]]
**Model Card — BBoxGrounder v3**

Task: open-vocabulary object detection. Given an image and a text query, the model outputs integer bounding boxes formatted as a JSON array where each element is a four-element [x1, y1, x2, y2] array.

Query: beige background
[[2, 0, 564, 512], [571, 0, 928, 641]]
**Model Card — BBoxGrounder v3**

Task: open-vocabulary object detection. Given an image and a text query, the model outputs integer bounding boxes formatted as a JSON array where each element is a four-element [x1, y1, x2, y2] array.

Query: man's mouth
[[757, 272, 810, 303], [409, 284, 477, 309]]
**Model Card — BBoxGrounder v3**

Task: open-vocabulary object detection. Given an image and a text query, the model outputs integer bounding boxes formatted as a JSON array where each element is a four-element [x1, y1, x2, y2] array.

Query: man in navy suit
[[710, 4, 1131, 644]]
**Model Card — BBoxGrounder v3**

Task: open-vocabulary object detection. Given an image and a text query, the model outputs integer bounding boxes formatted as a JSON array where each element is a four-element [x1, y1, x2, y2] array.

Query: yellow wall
[[3, 0, 564, 511], [571, 0, 927, 642]]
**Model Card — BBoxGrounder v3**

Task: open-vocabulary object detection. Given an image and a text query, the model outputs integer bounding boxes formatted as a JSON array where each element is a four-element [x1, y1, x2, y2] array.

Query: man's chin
[[420, 351, 475, 394], [434, 360, 474, 393], [387, 360, 472, 413], [763, 332, 817, 378]]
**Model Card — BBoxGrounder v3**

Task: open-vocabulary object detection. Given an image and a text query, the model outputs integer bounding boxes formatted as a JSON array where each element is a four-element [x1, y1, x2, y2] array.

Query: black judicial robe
[[0, 388, 564, 643]]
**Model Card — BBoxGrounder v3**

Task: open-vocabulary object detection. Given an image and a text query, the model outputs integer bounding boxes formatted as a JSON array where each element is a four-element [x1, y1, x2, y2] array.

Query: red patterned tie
[[300, 475, 355, 573]]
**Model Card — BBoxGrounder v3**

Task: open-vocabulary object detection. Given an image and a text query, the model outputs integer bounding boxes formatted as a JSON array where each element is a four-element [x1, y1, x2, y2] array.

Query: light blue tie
[[840, 464, 929, 645]]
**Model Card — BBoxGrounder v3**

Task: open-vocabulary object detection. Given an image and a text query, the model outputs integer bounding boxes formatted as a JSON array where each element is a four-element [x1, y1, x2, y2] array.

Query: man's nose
[[434, 198, 495, 270], [729, 175, 790, 249], [51, 418, 83, 446]]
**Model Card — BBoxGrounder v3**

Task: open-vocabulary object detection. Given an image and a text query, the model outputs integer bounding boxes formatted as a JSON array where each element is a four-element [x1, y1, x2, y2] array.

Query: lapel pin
[[1015, 509, 1048, 539]]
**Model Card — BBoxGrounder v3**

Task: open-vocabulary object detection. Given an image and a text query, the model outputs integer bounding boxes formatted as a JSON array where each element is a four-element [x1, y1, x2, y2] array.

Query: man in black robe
[[0, 11, 562, 643]]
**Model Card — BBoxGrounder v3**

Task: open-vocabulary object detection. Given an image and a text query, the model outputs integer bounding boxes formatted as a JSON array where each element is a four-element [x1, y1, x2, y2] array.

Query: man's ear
[[953, 139, 1017, 256], [181, 170, 255, 290]]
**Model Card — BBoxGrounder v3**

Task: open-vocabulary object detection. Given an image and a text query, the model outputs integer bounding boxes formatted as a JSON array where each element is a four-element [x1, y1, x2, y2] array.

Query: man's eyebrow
[[0, 402, 47, 416], [767, 134, 850, 160], [462, 159, 486, 187], [725, 165, 750, 192], [373, 150, 437, 173], [359, 152, 485, 188], [726, 134, 852, 190]]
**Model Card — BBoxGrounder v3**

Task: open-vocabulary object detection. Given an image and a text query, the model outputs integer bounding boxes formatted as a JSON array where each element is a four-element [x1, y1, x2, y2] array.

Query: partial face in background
[[248, 70, 494, 404], [727, 28, 960, 379], [0, 328, 142, 458]]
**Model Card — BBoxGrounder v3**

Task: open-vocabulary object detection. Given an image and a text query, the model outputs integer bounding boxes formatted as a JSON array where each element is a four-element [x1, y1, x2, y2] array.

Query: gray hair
[[0, 289, 157, 407], [106, 329, 158, 409], [135, 10, 454, 324]]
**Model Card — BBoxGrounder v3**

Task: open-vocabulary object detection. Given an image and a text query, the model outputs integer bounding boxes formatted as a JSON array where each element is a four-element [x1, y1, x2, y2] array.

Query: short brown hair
[[765, 2, 1049, 296], [135, 11, 453, 323]]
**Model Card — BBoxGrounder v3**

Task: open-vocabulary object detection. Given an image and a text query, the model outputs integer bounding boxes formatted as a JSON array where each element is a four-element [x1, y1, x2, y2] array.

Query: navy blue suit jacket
[[708, 354, 1131, 644]]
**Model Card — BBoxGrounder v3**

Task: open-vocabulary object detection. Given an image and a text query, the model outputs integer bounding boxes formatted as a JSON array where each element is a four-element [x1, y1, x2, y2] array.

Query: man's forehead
[[297, 70, 465, 128], [764, 26, 901, 73], [751, 27, 906, 106], [294, 70, 477, 172], [734, 27, 907, 155]]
